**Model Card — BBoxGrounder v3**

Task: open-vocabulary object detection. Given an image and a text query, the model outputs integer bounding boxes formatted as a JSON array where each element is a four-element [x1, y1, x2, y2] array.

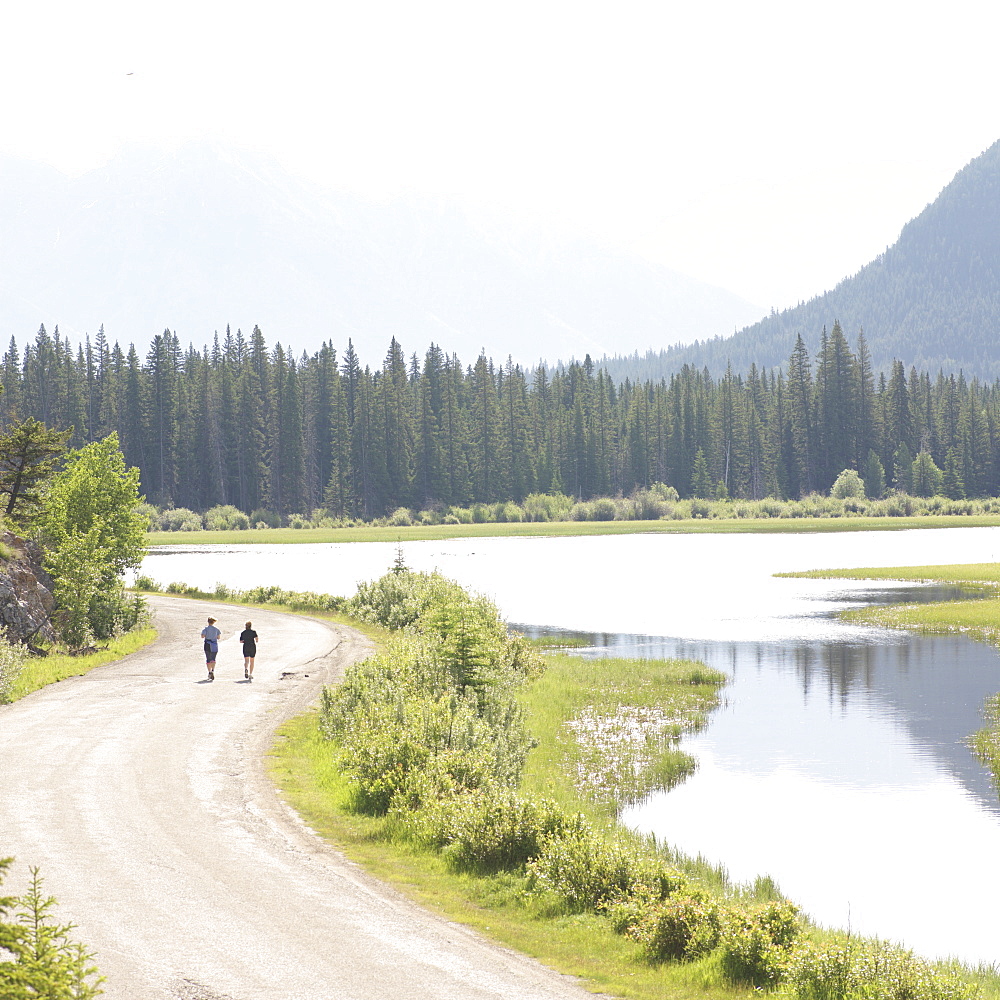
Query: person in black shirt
[[240, 621, 258, 681]]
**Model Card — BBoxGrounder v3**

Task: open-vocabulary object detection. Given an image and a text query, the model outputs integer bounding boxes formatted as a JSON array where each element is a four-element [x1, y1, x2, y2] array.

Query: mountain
[[0, 142, 763, 366], [599, 139, 1000, 380]]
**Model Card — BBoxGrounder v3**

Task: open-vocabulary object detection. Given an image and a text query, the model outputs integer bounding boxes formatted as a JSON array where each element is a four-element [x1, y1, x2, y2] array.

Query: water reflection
[[519, 620, 1000, 961]]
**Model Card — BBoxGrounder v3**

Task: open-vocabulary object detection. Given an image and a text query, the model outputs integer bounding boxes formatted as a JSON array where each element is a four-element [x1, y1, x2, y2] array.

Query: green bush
[[528, 826, 687, 912], [0, 635, 28, 704], [719, 900, 800, 987], [628, 891, 721, 961], [590, 497, 617, 521], [779, 941, 979, 1000], [137, 502, 160, 530], [438, 792, 577, 873], [203, 504, 250, 530], [249, 507, 280, 528], [830, 469, 866, 499], [159, 507, 203, 531]]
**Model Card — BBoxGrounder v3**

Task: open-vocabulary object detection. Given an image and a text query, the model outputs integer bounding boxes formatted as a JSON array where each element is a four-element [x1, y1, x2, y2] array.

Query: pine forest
[[4, 320, 999, 519]]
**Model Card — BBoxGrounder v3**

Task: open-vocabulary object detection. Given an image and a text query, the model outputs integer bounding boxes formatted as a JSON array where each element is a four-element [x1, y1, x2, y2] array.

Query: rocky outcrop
[[0, 531, 56, 645]]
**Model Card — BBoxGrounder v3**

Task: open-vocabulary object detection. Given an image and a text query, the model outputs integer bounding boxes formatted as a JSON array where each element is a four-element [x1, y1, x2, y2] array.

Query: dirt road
[[0, 596, 596, 1000]]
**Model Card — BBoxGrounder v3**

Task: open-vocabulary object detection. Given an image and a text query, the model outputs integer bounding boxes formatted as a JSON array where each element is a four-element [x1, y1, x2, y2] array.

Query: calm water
[[141, 527, 1000, 963]]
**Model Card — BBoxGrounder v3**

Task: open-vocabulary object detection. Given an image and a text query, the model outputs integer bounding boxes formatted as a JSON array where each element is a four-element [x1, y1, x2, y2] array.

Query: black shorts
[[204, 641, 218, 661], [243, 644, 256, 657]]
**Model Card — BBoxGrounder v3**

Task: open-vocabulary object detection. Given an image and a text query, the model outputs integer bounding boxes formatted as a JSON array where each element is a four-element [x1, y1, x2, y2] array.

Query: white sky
[[2, 0, 998, 312]]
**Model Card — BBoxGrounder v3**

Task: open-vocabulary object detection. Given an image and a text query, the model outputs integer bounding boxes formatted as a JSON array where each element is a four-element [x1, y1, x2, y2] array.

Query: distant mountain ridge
[[598, 139, 1000, 381], [0, 142, 763, 366]]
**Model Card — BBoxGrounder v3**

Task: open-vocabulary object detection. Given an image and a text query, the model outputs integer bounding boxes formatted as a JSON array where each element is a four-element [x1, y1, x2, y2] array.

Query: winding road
[[0, 596, 597, 1000]]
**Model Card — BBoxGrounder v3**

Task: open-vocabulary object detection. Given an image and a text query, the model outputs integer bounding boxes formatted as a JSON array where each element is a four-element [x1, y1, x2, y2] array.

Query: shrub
[[497, 501, 523, 523], [388, 507, 413, 527], [438, 791, 577, 873], [629, 488, 669, 520], [628, 891, 721, 961], [203, 504, 250, 531], [133, 574, 160, 591], [590, 497, 618, 521], [159, 507, 203, 531], [719, 900, 800, 987], [249, 507, 280, 528], [779, 941, 979, 1000], [333, 686, 529, 814], [137, 502, 160, 530], [528, 826, 687, 912], [522, 492, 574, 522], [0, 634, 28, 703], [830, 469, 866, 499], [688, 498, 713, 518], [287, 513, 312, 529]]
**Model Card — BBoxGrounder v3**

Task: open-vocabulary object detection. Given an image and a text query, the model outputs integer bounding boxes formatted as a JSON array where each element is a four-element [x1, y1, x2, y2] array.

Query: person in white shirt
[[201, 617, 221, 681]]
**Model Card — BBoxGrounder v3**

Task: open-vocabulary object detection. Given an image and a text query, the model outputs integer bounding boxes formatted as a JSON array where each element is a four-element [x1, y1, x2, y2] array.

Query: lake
[[140, 526, 1000, 964]]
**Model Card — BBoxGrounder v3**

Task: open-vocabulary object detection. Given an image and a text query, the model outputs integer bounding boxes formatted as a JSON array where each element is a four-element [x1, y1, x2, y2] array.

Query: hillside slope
[[601, 139, 1000, 379]]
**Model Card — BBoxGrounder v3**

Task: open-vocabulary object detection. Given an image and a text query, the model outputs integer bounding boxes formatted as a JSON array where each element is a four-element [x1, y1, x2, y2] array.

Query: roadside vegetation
[[262, 566, 988, 1000], [0, 628, 157, 705]]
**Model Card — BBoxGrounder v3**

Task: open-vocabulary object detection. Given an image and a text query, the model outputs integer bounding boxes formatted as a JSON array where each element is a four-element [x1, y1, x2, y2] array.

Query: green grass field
[[147, 514, 1000, 546]]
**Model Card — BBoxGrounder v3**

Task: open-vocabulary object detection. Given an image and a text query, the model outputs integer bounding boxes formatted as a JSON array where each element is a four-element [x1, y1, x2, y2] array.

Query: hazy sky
[[2, 0, 997, 313]]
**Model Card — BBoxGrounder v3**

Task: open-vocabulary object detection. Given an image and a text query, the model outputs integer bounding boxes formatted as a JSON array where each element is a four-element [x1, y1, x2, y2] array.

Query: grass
[[5, 628, 158, 702], [517, 654, 726, 828], [778, 562, 1000, 641], [779, 563, 1000, 586], [145, 514, 1000, 546], [268, 710, 753, 1000]]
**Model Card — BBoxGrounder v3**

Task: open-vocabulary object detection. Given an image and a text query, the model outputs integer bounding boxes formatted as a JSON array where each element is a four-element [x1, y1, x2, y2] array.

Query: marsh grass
[[519, 654, 726, 824], [780, 564, 1000, 588], [5, 628, 157, 702], [782, 560, 1000, 647], [145, 514, 1000, 546]]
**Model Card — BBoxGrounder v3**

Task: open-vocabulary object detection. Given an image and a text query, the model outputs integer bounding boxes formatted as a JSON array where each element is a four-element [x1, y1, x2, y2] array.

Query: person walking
[[240, 621, 258, 681], [201, 617, 221, 681]]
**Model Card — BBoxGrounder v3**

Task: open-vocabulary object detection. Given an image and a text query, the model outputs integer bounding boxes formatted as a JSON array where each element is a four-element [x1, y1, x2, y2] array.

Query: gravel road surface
[[0, 596, 597, 1000]]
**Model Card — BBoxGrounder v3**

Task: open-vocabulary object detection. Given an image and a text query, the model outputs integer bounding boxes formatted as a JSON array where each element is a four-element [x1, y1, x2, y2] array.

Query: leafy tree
[[0, 419, 71, 523], [830, 468, 866, 500], [41, 433, 147, 646]]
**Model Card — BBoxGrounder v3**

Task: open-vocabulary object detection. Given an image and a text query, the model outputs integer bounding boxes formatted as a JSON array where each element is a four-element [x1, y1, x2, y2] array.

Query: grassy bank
[[269, 649, 755, 1000], [147, 514, 1000, 546], [778, 563, 1000, 639], [3, 628, 157, 703], [266, 570, 989, 1000]]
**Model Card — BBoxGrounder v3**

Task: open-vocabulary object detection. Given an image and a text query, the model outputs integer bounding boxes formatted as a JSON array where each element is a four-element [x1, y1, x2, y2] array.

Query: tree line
[[4, 320, 1000, 519]]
